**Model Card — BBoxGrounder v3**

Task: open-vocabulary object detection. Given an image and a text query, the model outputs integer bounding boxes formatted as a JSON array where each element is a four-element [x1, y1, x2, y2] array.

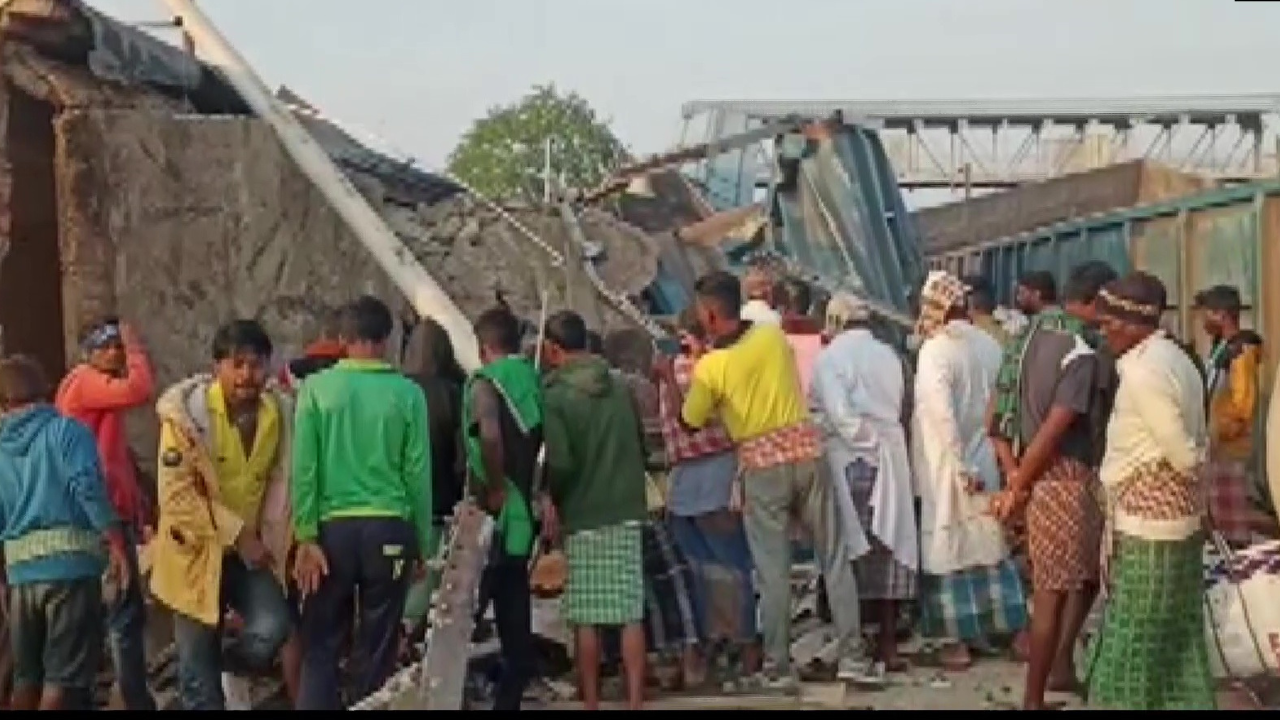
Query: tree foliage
[[447, 84, 628, 203]]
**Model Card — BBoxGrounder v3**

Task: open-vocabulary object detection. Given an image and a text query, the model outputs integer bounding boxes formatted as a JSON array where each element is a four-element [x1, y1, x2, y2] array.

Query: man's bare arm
[[985, 393, 1019, 478], [471, 379, 507, 512]]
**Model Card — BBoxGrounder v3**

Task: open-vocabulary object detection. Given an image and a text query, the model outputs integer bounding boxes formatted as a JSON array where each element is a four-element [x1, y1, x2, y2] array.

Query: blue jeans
[[668, 510, 757, 643], [107, 524, 156, 710], [173, 555, 291, 710]]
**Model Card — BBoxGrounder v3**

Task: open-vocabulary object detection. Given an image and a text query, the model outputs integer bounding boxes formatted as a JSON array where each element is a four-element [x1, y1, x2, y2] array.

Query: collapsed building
[[0, 0, 677, 465]]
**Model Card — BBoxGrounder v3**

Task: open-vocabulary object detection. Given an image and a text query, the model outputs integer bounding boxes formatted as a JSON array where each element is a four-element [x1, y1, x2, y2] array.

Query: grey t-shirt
[[1018, 327, 1103, 466]]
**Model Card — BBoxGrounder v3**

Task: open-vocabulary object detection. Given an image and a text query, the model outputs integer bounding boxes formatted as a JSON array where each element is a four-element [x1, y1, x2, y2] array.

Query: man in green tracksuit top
[[290, 296, 432, 710], [462, 307, 543, 711], [541, 310, 648, 711]]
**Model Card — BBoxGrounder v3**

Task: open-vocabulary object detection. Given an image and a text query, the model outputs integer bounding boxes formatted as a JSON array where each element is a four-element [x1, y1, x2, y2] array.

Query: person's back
[[0, 355, 125, 711], [291, 296, 432, 711], [295, 362, 427, 524], [0, 404, 115, 584], [539, 311, 648, 710], [543, 354, 647, 534], [914, 320, 1002, 490], [687, 321, 809, 443], [402, 318, 466, 522]]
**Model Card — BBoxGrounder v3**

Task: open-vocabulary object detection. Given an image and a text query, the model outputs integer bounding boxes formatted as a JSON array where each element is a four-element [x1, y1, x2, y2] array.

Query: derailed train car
[[926, 179, 1280, 381]]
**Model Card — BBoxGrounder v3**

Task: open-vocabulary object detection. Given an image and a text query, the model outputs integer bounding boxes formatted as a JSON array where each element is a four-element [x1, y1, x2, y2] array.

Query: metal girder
[[681, 95, 1280, 123], [679, 95, 1280, 197]]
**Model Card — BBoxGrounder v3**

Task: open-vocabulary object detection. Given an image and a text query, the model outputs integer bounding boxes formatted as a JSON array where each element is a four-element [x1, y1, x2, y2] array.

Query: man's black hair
[[586, 330, 604, 355], [1063, 261, 1119, 304], [962, 275, 996, 313], [338, 295, 394, 344], [694, 271, 742, 317], [1193, 285, 1244, 318], [211, 319, 273, 362], [474, 306, 522, 354], [1017, 271, 1058, 303], [773, 278, 812, 315], [544, 310, 588, 352], [603, 328, 653, 375]]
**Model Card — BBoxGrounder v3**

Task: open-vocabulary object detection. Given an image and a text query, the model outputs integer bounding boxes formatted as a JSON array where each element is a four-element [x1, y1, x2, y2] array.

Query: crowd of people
[[0, 260, 1271, 711]]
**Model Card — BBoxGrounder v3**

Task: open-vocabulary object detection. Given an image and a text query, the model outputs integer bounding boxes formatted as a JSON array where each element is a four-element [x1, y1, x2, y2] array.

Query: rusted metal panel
[[915, 160, 1214, 254], [926, 179, 1280, 382]]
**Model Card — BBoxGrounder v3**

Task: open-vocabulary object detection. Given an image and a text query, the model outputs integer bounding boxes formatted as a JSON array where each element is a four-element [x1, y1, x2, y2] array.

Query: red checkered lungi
[[1026, 457, 1104, 592], [1205, 457, 1255, 547]]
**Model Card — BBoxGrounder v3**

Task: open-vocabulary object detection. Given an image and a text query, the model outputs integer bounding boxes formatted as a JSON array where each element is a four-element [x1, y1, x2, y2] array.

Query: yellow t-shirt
[[681, 323, 810, 443], [208, 384, 281, 525]]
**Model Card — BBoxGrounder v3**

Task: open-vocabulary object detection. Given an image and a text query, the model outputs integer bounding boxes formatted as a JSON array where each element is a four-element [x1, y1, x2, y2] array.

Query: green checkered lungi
[[1085, 533, 1215, 710], [564, 521, 645, 626]]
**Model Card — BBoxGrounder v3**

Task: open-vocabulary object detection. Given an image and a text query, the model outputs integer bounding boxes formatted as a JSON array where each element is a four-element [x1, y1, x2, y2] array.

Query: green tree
[[447, 84, 628, 203]]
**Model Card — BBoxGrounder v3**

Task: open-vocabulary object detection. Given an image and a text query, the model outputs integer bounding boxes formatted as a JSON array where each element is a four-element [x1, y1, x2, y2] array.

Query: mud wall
[[55, 109, 406, 461]]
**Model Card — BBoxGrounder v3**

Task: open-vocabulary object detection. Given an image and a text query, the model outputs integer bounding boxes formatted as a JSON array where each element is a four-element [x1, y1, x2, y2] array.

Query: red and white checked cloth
[[738, 421, 822, 473], [1206, 458, 1262, 547], [657, 354, 735, 466]]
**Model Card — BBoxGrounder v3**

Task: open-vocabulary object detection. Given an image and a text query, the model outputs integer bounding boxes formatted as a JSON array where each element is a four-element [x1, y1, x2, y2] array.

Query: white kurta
[[810, 329, 918, 571], [910, 320, 1009, 575]]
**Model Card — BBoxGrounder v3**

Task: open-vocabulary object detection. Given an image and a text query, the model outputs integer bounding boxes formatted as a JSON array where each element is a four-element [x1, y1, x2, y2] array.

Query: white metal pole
[[542, 137, 552, 205], [159, 0, 481, 371]]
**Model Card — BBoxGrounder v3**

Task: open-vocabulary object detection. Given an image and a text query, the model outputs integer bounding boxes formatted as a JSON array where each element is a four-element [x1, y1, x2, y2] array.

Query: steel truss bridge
[[677, 95, 1280, 208]]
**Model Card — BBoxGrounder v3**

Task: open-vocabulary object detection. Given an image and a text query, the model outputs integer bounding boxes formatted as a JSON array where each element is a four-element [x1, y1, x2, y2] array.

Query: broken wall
[[391, 196, 660, 333], [55, 109, 406, 461]]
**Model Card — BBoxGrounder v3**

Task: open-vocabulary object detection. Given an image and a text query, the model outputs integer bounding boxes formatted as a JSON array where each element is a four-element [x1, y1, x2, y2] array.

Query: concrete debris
[[387, 195, 661, 332]]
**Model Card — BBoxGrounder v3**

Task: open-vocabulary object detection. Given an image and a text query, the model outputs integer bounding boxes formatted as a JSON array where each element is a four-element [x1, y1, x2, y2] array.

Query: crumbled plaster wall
[[54, 109, 662, 469], [56, 109, 408, 465]]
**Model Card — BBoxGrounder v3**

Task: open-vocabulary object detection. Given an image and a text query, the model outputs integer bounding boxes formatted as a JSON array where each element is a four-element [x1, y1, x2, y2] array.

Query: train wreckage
[[0, 0, 934, 710]]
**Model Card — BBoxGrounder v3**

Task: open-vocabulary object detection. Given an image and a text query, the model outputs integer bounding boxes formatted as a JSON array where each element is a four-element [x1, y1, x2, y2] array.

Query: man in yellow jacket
[[1195, 285, 1275, 545], [148, 320, 294, 710]]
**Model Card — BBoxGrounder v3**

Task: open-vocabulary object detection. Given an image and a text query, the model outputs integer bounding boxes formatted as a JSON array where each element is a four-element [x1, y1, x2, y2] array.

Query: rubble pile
[[383, 195, 661, 331]]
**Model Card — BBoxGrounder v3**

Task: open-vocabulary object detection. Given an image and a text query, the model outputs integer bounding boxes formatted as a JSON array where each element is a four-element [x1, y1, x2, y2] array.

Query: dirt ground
[[538, 656, 1075, 711]]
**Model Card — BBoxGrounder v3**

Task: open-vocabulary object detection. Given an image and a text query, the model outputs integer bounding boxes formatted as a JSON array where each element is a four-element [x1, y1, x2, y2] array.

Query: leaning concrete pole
[[159, 0, 481, 372]]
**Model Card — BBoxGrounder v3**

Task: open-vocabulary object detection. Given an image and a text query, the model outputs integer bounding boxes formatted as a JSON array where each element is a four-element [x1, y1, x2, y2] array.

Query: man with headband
[[53, 318, 156, 710], [1085, 272, 1214, 710]]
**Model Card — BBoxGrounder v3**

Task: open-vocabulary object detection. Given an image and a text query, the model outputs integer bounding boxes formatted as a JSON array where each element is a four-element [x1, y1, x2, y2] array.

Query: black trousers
[[297, 517, 418, 710], [477, 538, 533, 711]]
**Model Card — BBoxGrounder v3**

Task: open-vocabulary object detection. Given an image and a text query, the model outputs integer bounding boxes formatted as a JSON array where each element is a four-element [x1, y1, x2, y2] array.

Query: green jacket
[[291, 359, 433, 557], [543, 355, 647, 535]]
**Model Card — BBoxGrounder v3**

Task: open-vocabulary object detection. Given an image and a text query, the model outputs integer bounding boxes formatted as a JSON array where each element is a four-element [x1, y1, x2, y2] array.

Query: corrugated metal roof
[[3, 0, 461, 208]]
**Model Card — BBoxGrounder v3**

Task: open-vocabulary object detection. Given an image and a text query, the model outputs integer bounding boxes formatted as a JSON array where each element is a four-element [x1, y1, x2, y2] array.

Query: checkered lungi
[[1026, 456, 1104, 592], [640, 517, 700, 651], [1086, 533, 1214, 710], [1205, 458, 1257, 548], [847, 460, 917, 601], [919, 557, 1029, 643], [564, 521, 645, 626]]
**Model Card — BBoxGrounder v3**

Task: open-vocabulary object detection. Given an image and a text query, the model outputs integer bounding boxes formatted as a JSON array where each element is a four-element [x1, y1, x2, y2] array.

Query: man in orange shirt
[[53, 318, 156, 711]]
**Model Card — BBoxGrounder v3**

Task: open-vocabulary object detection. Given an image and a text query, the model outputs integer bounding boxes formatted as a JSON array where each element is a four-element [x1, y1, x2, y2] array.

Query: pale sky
[[92, 0, 1280, 173]]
